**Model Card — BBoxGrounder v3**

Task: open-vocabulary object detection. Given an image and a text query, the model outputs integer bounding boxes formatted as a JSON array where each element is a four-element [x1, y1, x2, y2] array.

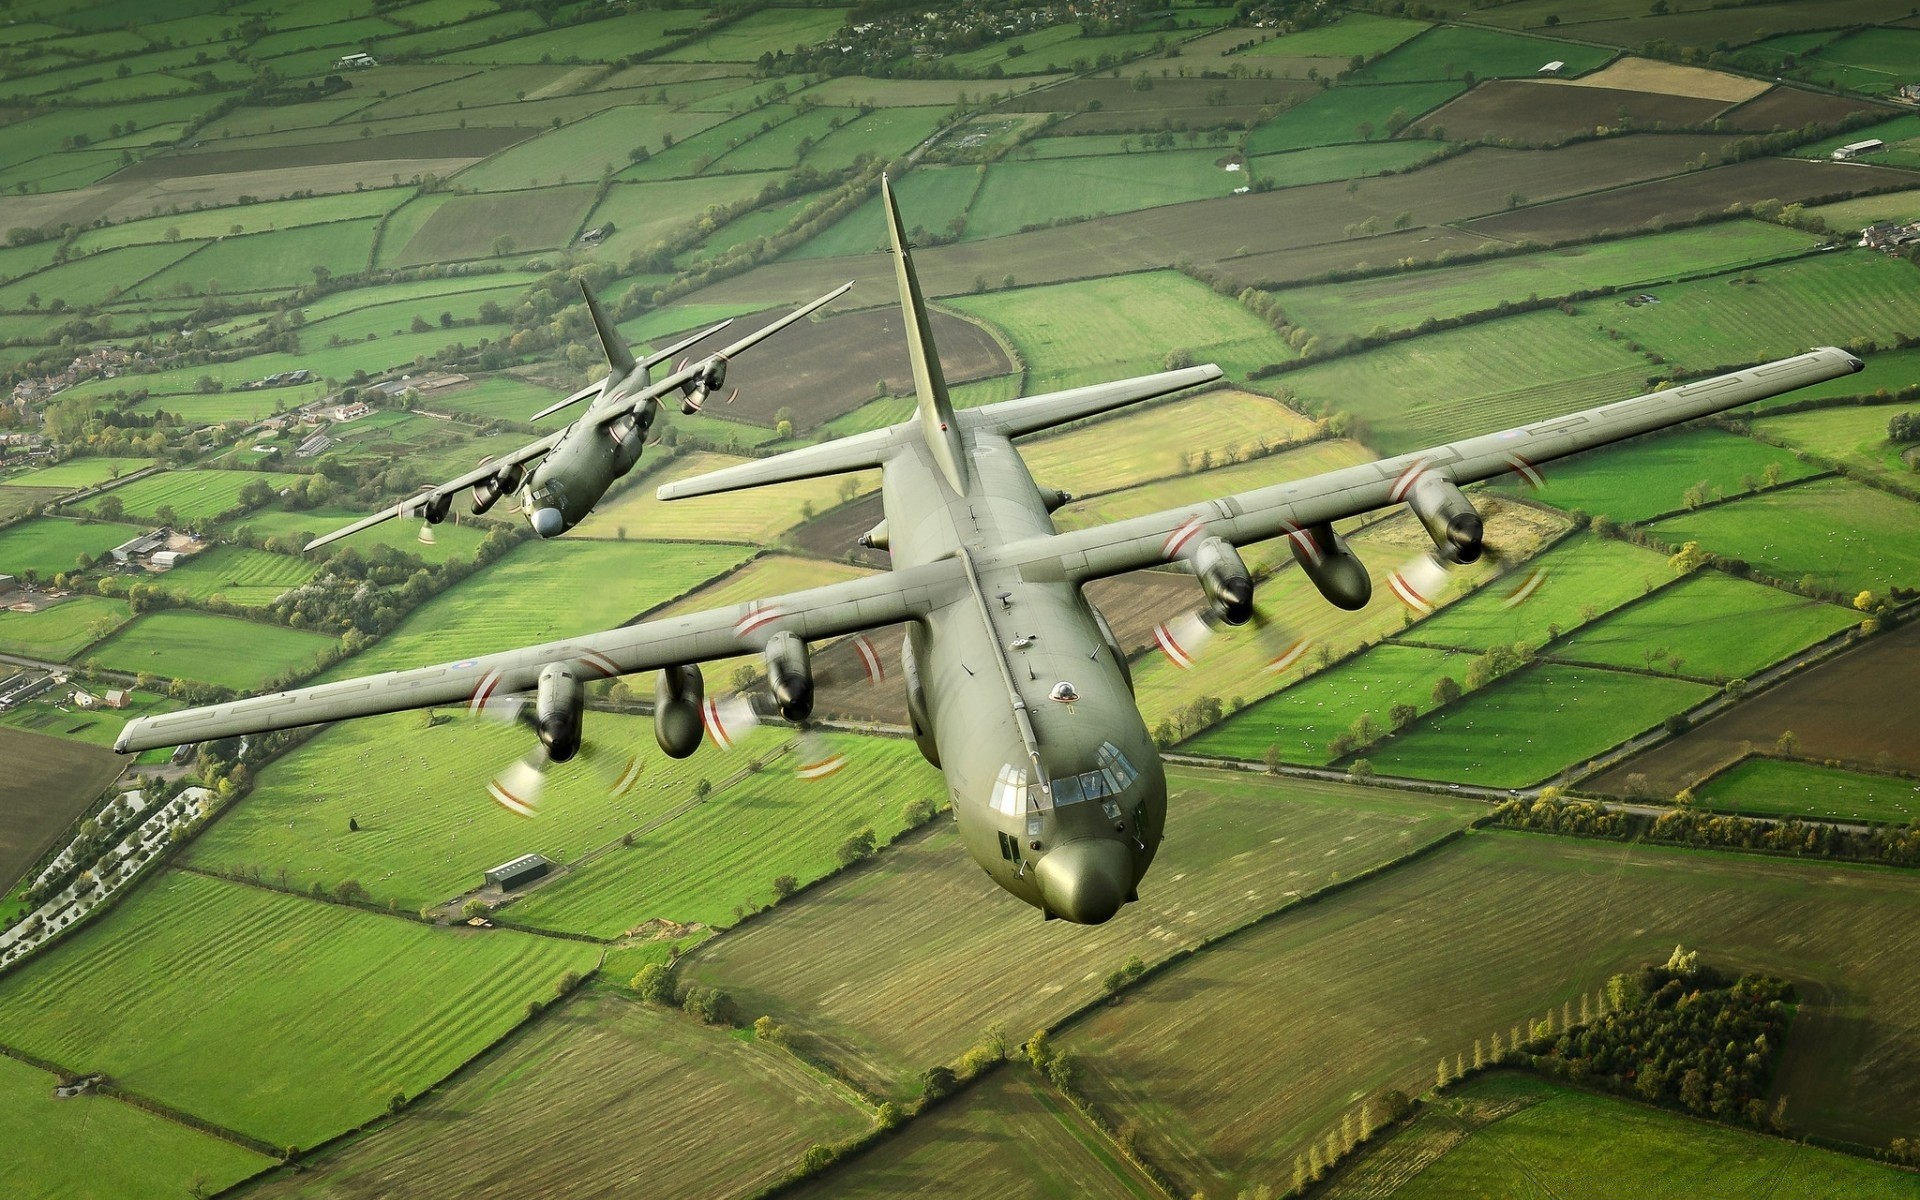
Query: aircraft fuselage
[[518, 367, 653, 538]]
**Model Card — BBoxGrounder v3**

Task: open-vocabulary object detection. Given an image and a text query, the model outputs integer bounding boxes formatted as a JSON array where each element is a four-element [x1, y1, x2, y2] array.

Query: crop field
[[69, 189, 411, 255], [85, 611, 336, 692], [0, 457, 155, 491], [250, 989, 870, 1200], [0, 517, 140, 581], [1016, 390, 1316, 496], [0, 726, 122, 898], [686, 769, 1484, 1097], [0, 870, 598, 1149], [949, 271, 1297, 393], [1244, 12, 1429, 58], [1416, 78, 1730, 145], [1245, 82, 1468, 155], [966, 154, 1248, 239], [1699, 756, 1920, 824], [1185, 643, 1471, 763], [1594, 617, 1920, 797], [0, 595, 129, 661], [1553, 571, 1857, 681], [73, 469, 304, 522], [582, 173, 787, 264], [1648, 477, 1920, 594], [1354, 26, 1615, 82], [1494, 427, 1825, 525], [788, 1069, 1158, 1200], [1333, 1073, 1919, 1200], [150, 545, 321, 608], [1245, 140, 1443, 187], [321, 539, 749, 680], [573, 453, 879, 544], [1365, 663, 1715, 786], [446, 7, 687, 64], [131, 220, 383, 297], [1066, 832, 1920, 1197], [1274, 221, 1821, 342], [658, 7, 851, 62], [387, 185, 599, 264], [454, 109, 727, 193], [1755, 403, 1920, 490], [506, 735, 932, 937], [0, 240, 204, 311], [0, 1052, 272, 1200]]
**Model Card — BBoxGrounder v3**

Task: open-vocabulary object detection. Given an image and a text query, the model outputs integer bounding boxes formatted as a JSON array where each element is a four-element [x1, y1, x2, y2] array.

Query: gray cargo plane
[[118, 178, 1861, 925], [301, 280, 851, 551]]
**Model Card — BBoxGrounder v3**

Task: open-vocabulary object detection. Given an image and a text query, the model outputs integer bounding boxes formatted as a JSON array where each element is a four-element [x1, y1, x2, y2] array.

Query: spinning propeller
[[1152, 517, 1313, 675], [693, 604, 885, 780], [466, 658, 643, 817], [1385, 456, 1549, 615]]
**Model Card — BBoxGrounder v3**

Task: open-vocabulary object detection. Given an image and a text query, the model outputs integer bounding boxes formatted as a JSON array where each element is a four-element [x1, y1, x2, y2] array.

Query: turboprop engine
[[680, 357, 727, 414], [1402, 471, 1484, 563], [653, 664, 704, 759], [902, 631, 938, 767], [763, 631, 814, 722], [534, 662, 585, 763], [1288, 522, 1371, 610], [421, 491, 452, 524], [470, 462, 525, 515], [1192, 536, 1254, 625]]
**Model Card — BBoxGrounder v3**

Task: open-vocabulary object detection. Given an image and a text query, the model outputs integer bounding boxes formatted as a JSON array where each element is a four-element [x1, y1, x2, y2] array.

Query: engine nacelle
[[680, 357, 727, 413], [902, 629, 939, 767], [1288, 522, 1372, 610], [1038, 487, 1073, 513], [763, 631, 813, 722], [1193, 536, 1254, 626], [653, 664, 704, 759], [535, 662, 584, 763], [421, 491, 452, 524], [470, 462, 525, 515], [1405, 472, 1483, 564]]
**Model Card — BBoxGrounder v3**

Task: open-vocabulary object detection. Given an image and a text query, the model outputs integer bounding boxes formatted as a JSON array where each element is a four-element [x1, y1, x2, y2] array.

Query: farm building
[[103, 690, 130, 709], [1538, 60, 1565, 74], [0, 671, 53, 710], [149, 550, 184, 569], [1861, 221, 1920, 252], [330, 401, 372, 422], [109, 529, 167, 564], [1833, 139, 1886, 160], [333, 52, 377, 69], [483, 854, 551, 890], [1901, 84, 1920, 103]]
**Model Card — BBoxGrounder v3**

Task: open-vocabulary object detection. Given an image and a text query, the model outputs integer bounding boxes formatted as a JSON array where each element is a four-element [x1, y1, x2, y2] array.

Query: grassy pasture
[[0, 1053, 273, 1200], [1, 457, 154, 490], [686, 769, 1484, 1097], [150, 545, 321, 607], [1246, 139, 1440, 188], [1809, 188, 1920, 230], [0, 870, 598, 1149], [714, 106, 849, 173], [583, 173, 787, 265], [1016, 390, 1316, 496], [1245, 82, 1467, 154], [1366, 663, 1714, 786], [420, 374, 574, 428], [228, 502, 490, 561], [0, 517, 141, 581], [0, 239, 61, 285], [85, 611, 336, 691], [1756, 402, 1920, 490], [948, 271, 1297, 393], [660, 7, 852, 62], [140, 220, 382, 292], [0, 687, 180, 759], [1649, 477, 1920, 594], [453, 108, 729, 192], [1491, 426, 1824, 524], [799, 105, 949, 174], [1406, 534, 1675, 652], [1354, 25, 1614, 82], [1698, 756, 1920, 823], [1185, 643, 1470, 764], [617, 106, 790, 181], [1243, 12, 1429, 58], [0, 242, 204, 312], [677, 190, 825, 266], [788, 163, 981, 258], [1335, 1073, 1920, 1200], [375, 9, 544, 58], [1274, 221, 1821, 342], [966, 152, 1244, 238], [289, 283, 527, 346], [388, 185, 597, 263], [507, 735, 933, 936], [1748, 346, 1920, 411], [786, 1069, 1158, 1200], [1553, 571, 1857, 680], [74, 470, 304, 522], [444, 7, 686, 64], [573, 452, 879, 544], [0, 595, 129, 661], [0, 94, 221, 169]]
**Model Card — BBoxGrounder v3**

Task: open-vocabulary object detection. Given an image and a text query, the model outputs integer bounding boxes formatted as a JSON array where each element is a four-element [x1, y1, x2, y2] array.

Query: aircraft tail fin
[[881, 174, 968, 495], [579, 280, 637, 377]]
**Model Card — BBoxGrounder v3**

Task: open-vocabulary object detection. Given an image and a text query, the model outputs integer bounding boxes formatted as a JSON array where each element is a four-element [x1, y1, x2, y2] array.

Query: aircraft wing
[[1011, 347, 1863, 583], [301, 427, 570, 551], [968, 365, 1226, 438], [114, 557, 964, 753]]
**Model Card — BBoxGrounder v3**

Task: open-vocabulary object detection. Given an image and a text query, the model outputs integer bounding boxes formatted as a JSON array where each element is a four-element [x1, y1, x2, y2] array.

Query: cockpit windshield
[[991, 743, 1140, 817]]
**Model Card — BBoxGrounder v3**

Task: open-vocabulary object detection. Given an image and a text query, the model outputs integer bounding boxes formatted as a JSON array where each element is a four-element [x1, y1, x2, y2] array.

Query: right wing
[[529, 317, 736, 423], [114, 557, 965, 752], [301, 426, 570, 552]]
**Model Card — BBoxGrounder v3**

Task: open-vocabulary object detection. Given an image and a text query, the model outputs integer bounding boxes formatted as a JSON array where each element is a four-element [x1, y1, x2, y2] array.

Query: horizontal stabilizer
[[658, 426, 899, 501], [967, 365, 1224, 439]]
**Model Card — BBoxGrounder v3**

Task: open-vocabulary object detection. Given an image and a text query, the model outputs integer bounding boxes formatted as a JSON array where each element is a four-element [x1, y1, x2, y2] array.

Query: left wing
[[1006, 347, 1863, 583], [114, 558, 964, 753], [302, 427, 571, 552]]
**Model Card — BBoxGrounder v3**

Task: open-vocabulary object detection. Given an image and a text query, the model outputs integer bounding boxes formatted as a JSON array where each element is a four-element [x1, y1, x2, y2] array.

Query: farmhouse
[[330, 401, 373, 422], [483, 854, 551, 891], [103, 689, 130, 709], [1901, 84, 1920, 103], [1860, 221, 1920, 252], [1832, 139, 1885, 160]]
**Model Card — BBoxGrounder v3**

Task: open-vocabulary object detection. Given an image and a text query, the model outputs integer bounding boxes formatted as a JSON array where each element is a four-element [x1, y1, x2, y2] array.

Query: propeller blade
[[417, 521, 436, 545], [1153, 610, 1215, 671], [1500, 565, 1548, 609], [702, 693, 759, 750], [580, 741, 644, 797], [1388, 552, 1451, 615], [487, 755, 545, 818], [791, 729, 848, 781]]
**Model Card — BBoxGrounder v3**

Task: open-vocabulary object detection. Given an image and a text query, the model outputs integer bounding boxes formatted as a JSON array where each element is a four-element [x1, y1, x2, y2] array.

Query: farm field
[[0, 1052, 273, 1200], [72, 469, 304, 523], [1698, 756, 1920, 824], [571, 453, 879, 544], [1647, 477, 1920, 594], [255, 989, 870, 1200], [0, 686, 180, 759], [1353, 25, 1615, 82], [787, 164, 986, 259], [1064, 832, 1920, 1198], [1365, 664, 1715, 787], [1416, 78, 1728, 145], [1755, 402, 1920, 490], [0, 726, 123, 899], [0, 241, 204, 311], [1332, 1073, 1920, 1200], [1016, 389, 1316, 496], [0, 517, 141, 582], [0, 595, 129, 661], [68, 190, 412, 255], [149, 545, 320, 607], [1245, 81, 1467, 155], [84, 611, 336, 692], [1747, 346, 1920, 410], [1243, 12, 1429, 58], [506, 735, 933, 937], [225, 504, 490, 563], [658, 7, 851, 62], [965, 153, 1248, 239], [583, 173, 790, 264], [320, 538, 749, 679], [132, 220, 382, 297], [1493, 426, 1824, 524], [1403, 535, 1675, 653], [657, 554, 871, 625], [786, 1068, 1158, 1200], [0, 870, 598, 1149], [1552, 571, 1858, 681], [685, 769, 1484, 1097], [0, 457, 155, 490]]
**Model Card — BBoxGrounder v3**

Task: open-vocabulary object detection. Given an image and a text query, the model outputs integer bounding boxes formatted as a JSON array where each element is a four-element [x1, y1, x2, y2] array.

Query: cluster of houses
[[9, 346, 138, 405], [108, 527, 204, 571], [1861, 220, 1920, 254]]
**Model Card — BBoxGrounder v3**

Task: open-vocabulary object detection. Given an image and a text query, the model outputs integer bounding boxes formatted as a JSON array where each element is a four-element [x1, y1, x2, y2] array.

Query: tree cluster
[[1500, 794, 1920, 867]]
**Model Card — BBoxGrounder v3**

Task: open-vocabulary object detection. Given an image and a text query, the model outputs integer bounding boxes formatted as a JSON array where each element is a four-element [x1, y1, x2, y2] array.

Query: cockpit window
[[1052, 773, 1084, 806]]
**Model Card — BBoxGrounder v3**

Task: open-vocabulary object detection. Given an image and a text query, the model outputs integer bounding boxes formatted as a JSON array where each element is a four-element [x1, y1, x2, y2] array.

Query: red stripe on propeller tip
[[854, 635, 885, 683]]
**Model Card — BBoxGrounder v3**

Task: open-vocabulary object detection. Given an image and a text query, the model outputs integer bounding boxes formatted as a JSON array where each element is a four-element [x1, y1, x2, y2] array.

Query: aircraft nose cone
[[1036, 838, 1132, 925], [530, 507, 564, 537]]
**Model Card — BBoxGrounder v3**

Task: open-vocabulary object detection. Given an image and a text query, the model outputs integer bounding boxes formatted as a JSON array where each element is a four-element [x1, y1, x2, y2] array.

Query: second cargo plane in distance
[[299, 280, 852, 551]]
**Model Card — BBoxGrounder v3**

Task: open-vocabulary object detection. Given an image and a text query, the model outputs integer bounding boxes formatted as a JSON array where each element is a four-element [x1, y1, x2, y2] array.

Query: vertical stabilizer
[[881, 175, 968, 495], [579, 280, 637, 376]]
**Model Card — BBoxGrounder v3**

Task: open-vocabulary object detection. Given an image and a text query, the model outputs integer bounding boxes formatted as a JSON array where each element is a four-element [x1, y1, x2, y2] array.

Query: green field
[[440, 7, 686, 64], [966, 153, 1247, 239], [1366, 663, 1714, 786], [572, 453, 879, 544], [948, 271, 1297, 393], [0, 686, 180, 757], [85, 611, 337, 692], [0, 241, 203, 311], [1243, 12, 1430, 59], [582, 174, 788, 264], [1801, 112, 1920, 167], [1554, 571, 1857, 681], [1495, 426, 1824, 524], [1648, 477, 1920, 594], [686, 769, 1484, 1097], [1063, 833, 1920, 1197], [658, 7, 851, 62], [225, 504, 490, 563], [1354, 25, 1614, 82], [0, 870, 597, 1149], [1333, 1073, 1919, 1200], [1756, 402, 1920, 491], [0, 1052, 273, 1200], [131, 220, 382, 296], [1245, 82, 1468, 155], [451, 107, 724, 192], [0, 595, 129, 660], [1697, 757, 1920, 823], [1247, 139, 1443, 188], [1402, 535, 1674, 652], [787, 164, 982, 258], [1016, 389, 1315, 496], [1, 457, 155, 491], [0, 517, 141, 581], [151, 545, 321, 607], [74, 470, 304, 523], [69, 190, 412, 255]]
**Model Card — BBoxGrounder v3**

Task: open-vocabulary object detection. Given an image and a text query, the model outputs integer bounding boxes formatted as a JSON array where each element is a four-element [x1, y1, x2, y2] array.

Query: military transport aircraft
[[299, 280, 852, 551], [118, 178, 1861, 926]]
